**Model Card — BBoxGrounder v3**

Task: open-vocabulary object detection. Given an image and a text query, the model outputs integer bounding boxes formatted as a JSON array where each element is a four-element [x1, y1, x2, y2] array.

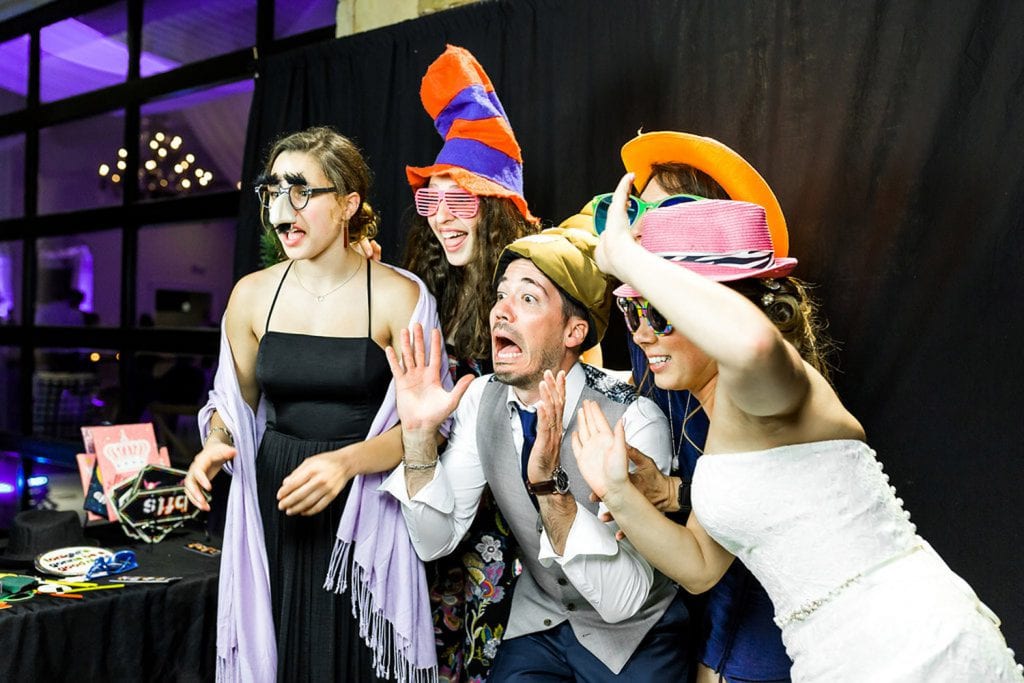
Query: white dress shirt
[[381, 362, 673, 622]]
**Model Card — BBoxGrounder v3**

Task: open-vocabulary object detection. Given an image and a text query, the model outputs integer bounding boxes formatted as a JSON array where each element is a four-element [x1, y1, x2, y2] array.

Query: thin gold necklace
[[292, 258, 362, 303]]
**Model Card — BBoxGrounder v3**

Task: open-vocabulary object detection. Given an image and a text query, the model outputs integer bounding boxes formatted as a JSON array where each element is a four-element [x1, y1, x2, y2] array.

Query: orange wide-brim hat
[[621, 131, 788, 257]]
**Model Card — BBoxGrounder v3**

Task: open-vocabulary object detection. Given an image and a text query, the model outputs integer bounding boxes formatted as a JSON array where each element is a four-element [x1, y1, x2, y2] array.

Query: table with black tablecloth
[[0, 523, 219, 683]]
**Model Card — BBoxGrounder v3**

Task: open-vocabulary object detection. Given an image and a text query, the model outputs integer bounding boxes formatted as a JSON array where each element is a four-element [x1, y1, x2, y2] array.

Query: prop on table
[[0, 574, 38, 602], [118, 575, 182, 584], [0, 510, 98, 568], [34, 546, 115, 578], [184, 541, 221, 557], [84, 549, 138, 579], [110, 464, 206, 543], [77, 423, 170, 522]]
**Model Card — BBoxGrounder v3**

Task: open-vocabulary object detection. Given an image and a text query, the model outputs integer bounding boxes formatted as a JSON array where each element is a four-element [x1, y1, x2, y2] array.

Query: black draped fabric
[[237, 0, 1024, 653], [0, 527, 219, 681]]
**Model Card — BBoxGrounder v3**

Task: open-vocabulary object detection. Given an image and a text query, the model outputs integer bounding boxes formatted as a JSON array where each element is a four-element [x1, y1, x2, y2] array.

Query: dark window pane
[[0, 134, 25, 220], [142, 0, 256, 76], [136, 352, 216, 465], [138, 80, 253, 199], [36, 230, 122, 328], [0, 35, 29, 114], [0, 347, 21, 432], [0, 240, 23, 325], [33, 347, 117, 440], [39, 110, 124, 214], [137, 219, 236, 328], [40, 3, 128, 103], [275, 0, 336, 39]]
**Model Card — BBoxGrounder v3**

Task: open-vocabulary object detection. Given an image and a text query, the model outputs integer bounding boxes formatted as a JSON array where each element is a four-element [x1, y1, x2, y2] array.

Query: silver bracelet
[[402, 457, 437, 471], [208, 426, 234, 446]]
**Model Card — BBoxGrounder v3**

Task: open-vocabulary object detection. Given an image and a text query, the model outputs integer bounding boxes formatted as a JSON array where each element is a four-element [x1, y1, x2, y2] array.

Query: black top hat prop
[[0, 509, 96, 566]]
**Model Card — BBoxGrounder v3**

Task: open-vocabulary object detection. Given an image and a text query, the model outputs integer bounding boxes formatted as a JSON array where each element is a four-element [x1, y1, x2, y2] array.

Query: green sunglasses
[[589, 193, 703, 234]]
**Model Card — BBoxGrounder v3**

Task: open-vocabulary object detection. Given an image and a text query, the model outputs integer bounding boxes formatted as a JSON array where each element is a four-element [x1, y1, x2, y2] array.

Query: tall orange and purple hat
[[406, 45, 538, 224]]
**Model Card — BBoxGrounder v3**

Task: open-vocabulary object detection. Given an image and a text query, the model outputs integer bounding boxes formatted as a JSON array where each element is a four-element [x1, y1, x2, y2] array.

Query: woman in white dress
[[571, 173, 1023, 682]]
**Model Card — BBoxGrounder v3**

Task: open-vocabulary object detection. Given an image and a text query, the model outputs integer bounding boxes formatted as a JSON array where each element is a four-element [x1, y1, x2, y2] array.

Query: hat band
[[659, 249, 775, 271]]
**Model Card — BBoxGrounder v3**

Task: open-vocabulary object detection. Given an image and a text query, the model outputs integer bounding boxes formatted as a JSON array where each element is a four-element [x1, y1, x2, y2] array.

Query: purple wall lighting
[[0, 451, 23, 529], [0, 134, 26, 220], [0, 34, 29, 115], [39, 7, 179, 103], [275, 0, 336, 39]]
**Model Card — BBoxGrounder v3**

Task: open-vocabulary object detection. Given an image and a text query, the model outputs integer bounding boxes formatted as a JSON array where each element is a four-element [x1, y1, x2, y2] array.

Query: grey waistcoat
[[476, 365, 678, 674]]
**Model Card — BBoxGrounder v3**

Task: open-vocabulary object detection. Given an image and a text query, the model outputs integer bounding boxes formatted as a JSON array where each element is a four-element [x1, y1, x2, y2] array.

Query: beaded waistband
[[774, 544, 923, 629]]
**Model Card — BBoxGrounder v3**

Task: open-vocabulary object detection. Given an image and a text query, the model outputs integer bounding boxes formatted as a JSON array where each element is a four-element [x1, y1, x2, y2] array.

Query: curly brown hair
[[727, 277, 834, 381], [262, 126, 380, 243], [403, 196, 536, 360]]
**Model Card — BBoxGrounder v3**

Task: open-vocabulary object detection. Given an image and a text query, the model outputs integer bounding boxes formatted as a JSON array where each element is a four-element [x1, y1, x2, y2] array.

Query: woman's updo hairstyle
[[728, 276, 834, 381], [264, 126, 380, 243]]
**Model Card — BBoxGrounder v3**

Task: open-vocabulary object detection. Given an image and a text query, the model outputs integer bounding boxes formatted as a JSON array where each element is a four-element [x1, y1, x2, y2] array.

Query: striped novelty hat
[[613, 200, 797, 297], [406, 45, 538, 223]]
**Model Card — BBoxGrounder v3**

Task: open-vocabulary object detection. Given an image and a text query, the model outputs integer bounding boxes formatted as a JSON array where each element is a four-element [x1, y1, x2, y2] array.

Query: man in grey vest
[[382, 228, 690, 680]]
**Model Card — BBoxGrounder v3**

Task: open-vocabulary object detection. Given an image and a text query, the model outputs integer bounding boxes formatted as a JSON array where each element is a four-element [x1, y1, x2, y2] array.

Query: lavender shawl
[[200, 264, 446, 683]]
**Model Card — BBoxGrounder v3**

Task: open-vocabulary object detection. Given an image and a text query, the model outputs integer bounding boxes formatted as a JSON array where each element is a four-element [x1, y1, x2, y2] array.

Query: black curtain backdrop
[[237, 0, 1024, 651]]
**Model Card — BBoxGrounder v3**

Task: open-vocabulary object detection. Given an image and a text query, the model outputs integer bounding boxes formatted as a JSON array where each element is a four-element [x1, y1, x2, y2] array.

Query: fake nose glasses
[[269, 192, 297, 229]]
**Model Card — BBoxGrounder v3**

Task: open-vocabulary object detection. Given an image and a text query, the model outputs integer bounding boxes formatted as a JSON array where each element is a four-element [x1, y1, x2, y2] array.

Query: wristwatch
[[676, 478, 692, 517], [526, 465, 570, 495]]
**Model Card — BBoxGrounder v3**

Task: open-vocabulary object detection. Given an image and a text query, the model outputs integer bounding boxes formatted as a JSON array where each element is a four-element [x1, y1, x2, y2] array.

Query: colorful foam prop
[[406, 44, 538, 223]]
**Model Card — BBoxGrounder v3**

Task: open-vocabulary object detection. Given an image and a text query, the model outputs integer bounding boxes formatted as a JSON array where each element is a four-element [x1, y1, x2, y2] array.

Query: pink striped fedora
[[613, 199, 797, 297]]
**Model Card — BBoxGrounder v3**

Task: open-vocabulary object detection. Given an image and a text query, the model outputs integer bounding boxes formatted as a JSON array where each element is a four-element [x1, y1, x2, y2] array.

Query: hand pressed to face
[[385, 323, 474, 435], [571, 399, 631, 504], [526, 369, 567, 483], [594, 172, 643, 282]]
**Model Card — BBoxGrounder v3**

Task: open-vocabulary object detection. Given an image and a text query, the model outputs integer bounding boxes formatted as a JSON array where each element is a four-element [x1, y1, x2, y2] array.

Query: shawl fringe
[[326, 538, 439, 683]]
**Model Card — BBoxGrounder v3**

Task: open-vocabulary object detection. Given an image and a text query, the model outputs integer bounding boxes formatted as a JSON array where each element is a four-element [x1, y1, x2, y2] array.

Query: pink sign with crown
[[86, 423, 169, 522]]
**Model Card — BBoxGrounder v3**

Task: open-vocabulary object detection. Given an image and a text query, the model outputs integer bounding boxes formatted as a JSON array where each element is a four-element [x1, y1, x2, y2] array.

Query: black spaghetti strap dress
[[254, 260, 391, 682]]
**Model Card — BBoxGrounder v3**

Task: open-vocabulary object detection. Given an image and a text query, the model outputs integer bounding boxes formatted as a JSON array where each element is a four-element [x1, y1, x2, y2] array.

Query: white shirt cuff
[[537, 500, 618, 567], [378, 462, 455, 514]]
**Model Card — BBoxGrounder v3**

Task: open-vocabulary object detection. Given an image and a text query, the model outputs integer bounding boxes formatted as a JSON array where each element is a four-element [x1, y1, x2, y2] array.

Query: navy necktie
[[516, 406, 538, 482]]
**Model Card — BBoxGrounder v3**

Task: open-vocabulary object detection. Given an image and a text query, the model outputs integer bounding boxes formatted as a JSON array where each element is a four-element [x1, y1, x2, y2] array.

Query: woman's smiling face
[[426, 174, 481, 267]]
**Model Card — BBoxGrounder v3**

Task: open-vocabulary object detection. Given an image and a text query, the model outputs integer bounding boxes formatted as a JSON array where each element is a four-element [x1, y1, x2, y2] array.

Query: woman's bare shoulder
[[226, 261, 289, 321], [372, 260, 420, 302]]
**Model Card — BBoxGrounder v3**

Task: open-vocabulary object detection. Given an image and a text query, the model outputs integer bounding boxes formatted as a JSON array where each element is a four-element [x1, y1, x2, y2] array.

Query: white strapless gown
[[692, 439, 1022, 682]]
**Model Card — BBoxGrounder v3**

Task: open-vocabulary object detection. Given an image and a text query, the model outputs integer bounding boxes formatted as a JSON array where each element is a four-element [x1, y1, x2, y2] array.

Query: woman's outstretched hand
[[594, 172, 641, 281], [385, 323, 473, 434], [571, 399, 631, 505], [183, 441, 236, 512]]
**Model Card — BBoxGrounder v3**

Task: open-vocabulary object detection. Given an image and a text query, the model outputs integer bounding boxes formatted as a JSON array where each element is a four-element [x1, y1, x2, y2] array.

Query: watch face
[[553, 467, 570, 494]]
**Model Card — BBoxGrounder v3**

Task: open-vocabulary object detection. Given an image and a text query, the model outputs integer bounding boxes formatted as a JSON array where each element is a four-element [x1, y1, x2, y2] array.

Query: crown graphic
[[103, 430, 152, 474]]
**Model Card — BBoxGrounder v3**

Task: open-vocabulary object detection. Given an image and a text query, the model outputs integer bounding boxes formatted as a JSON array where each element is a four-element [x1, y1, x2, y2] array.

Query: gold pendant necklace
[[293, 259, 362, 303]]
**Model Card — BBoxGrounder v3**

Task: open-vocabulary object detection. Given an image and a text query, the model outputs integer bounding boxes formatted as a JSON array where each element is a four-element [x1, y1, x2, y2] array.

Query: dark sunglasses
[[617, 297, 673, 336], [589, 193, 702, 234]]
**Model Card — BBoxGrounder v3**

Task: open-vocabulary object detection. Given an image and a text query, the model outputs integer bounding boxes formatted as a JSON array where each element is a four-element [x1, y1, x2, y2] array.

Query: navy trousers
[[488, 592, 690, 682]]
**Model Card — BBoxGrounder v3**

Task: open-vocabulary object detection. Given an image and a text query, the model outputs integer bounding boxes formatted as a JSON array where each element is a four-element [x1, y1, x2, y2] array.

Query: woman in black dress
[[184, 126, 440, 682]]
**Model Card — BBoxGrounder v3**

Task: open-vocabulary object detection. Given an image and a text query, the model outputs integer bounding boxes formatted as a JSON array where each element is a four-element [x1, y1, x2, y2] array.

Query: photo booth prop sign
[[77, 423, 170, 522], [110, 465, 205, 543]]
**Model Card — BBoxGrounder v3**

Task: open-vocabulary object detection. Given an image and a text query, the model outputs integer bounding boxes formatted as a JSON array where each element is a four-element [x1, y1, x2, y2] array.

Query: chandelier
[[97, 127, 214, 199]]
